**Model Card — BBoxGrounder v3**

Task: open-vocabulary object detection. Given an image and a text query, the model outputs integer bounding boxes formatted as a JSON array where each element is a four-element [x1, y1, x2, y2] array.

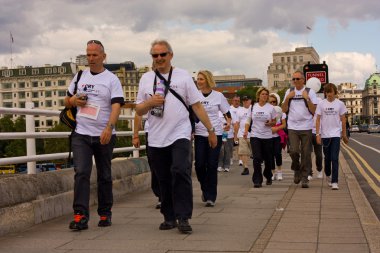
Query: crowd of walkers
[[66, 39, 349, 234]]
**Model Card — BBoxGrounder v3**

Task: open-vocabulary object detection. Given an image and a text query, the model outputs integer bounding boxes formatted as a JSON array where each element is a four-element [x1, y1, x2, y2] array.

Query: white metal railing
[[0, 103, 146, 173]]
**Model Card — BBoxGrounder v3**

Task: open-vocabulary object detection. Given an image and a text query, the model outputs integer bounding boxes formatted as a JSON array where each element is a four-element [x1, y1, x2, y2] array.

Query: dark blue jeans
[[250, 137, 273, 185], [311, 133, 323, 174], [72, 132, 116, 218], [148, 139, 193, 221], [146, 133, 160, 201], [194, 135, 222, 202], [322, 137, 341, 183]]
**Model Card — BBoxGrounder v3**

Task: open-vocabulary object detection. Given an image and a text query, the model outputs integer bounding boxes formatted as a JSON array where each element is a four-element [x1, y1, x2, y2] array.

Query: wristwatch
[[107, 123, 115, 130], [207, 127, 215, 133]]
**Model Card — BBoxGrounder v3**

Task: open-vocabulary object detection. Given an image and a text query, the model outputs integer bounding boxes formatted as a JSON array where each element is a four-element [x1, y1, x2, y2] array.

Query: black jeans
[[311, 133, 323, 174], [194, 135, 223, 202], [148, 139, 193, 221], [272, 136, 282, 168], [146, 133, 160, 201], [250, 137, 274, 185], [72, 132, 116, 218]]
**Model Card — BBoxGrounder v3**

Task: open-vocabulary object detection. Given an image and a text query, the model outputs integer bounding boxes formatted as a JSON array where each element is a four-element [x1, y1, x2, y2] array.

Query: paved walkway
[[0, 152, 379, 253]]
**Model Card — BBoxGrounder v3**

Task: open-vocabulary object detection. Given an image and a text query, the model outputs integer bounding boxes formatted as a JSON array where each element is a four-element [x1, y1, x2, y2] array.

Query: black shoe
[[301, 182, 309, 188], [253, 184, 262, 188], [241, 168, 249, 175], [159, 220, 177, 230], [294, 172, 301, 184], [98, 216, 112, 227], [266, 179, 272, 185], [178, 218, 192, 234], [69, 213, 88, 231], [155, 201, 161, 209]]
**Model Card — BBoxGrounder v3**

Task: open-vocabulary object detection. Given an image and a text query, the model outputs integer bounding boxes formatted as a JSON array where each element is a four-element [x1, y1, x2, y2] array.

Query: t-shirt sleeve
[[185, 75, 202, 105], [136, 75, 148, 104], [67, 72, 79, 96], [219, 94, 230, 114], [110, 76, 125, 105], [315, 102, 322, 115], [339, 101, 348, 115], [282, 89, 290, 104]]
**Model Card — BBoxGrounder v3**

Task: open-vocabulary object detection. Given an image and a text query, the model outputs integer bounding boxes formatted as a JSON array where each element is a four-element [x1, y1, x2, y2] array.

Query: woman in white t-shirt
[[194, 70, 231, 207], [244, 87, 277, 188], [316, 83, 349, 190]]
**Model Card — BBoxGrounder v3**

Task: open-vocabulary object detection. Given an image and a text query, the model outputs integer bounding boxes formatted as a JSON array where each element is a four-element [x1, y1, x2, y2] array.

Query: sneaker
[[277, 172, 283, 181], [69, 213, 88, 230], [253, 183, 262, 188], [239, 160, 243, 166], [317, 171, 323, 179], [293, 171, 301, 184], [266, 179, 272, 185], [326, 176, 332, 187], [272, 175, 275, 181], [98, 215, 112, 227], [159, 220, 177, 230], [224, 167, 230, 172], [178, 218, 192, 234], [155, 201, 161, 209], [217, 167, 224, 172], [205, 200, 215, 207], [230, 159, 233, 165], [331, 183, 339, 190], [241, 168, 249, 175], [307, 175, 313, 181]]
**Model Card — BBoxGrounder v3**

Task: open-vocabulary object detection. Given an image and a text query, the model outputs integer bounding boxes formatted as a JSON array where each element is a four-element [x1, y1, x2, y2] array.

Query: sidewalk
[[0, 152, 378, 253]]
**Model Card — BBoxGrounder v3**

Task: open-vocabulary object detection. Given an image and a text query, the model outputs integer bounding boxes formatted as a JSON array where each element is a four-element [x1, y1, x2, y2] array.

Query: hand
[[70, 95, 87, 107], [208, 132, 217, 148], [132, 136, 140, 148], [302, 90, 310, 100], [264, 120, 272, 127], [148, 94, 165, 107], [316, 135, 321, 145], [243, 131, 248, 139], [342, 135, 349, 144], [286, 90, 295, 100], [224, 123, 231, 131], [100, 126, 112, 145], [271, 126, 278, 133]]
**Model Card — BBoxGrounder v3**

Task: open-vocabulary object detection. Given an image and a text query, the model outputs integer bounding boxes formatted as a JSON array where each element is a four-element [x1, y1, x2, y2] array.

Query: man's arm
[[132, 114, 143, 148], [100, 103, 121, 145]]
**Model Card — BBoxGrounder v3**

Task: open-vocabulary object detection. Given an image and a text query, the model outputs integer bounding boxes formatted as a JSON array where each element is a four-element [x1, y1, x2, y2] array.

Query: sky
[[0, 0, 379, 88]]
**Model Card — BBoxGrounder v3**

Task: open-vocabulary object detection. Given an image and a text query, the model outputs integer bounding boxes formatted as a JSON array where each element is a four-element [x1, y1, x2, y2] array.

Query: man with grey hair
[[136, 39, 217, 234], [282, 71, 318, 188]]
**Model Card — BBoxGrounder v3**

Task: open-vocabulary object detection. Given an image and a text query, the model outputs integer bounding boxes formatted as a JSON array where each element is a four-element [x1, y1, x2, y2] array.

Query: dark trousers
[[250, 137, 273, 185], [311, 133, 323, 174], [272, 136, 282, 169], [72, 132, 116, 217], [288, 129, 312, 182], [146, 133, 160, 201], [194, 135, 223, 202], [322, 137, 341, 183], [148, 139, 193, 221]]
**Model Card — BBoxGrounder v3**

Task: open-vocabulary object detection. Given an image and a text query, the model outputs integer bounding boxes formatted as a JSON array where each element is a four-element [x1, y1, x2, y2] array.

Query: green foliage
[[277, 87, 288, 104], [236, 86, 260, 102]]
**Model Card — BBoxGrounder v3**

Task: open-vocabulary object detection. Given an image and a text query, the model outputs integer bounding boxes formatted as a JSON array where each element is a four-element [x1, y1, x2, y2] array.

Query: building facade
[[267, 47, 320, 92], [337, 82, 363, 125], [362, 73, 380, 124], [0, 63, 76, 131], [213, 75, 262, 100]]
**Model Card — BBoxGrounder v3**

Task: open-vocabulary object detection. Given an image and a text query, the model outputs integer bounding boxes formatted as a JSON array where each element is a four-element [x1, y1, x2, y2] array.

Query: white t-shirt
[[195, 90, 230, 136], [248, 103, 277, 139], [312, 97, 323, 134], [68, 69, 124, 136], [284, 87, 318, 130], [219, 111, 234, 138], [230, 105, 240, 125], [315, 98, 347, 138], [136, 68, 202, 147], [236, 106, 251, 138]]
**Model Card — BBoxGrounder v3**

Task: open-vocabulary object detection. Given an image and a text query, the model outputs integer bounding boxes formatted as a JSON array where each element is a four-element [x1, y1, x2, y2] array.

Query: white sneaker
[[308, 175, 313, 181], [224, 168, 230, 172], [230, 159, 233, 165], [326, 176, 332, 187], [239, 160, 243, 166], [331, 183, 339, 190], [272, 175, 275, 181], [217, 167, 223, 172], [317, 171, 323, 179], [277, 172, 283, 181]]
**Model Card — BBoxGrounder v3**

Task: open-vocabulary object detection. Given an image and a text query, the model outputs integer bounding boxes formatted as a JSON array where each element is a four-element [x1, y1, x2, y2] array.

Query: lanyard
[[153, 67, 173, 96]]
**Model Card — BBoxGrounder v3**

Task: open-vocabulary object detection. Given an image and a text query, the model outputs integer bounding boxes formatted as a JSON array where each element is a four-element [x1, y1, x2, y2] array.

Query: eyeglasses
[[151, 52, 169, 58], [292, 77, 303, 81], [87, 40, 104, 49]]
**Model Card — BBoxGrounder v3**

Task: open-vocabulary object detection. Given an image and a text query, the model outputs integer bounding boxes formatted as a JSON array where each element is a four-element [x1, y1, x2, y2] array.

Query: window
[[46, 120, 53, 127], [58, 80, 66, 86], [287, 57, 290, 62], [3, 102, 12, 108], [293, 64, 297, 70], [58, 90, 66, 96], [32, 69, 39, 75], [33, 101, 39, 108], [18, 92, 26, 99], [40, 91, 43, 96], [53, 67, 57, 73], [32, 92, 39, 98], [274, 74, 279, 78], [59, 99, 65, 106], [299, 56, 303, 62], [293, 56, 297, 62], [45, 91, 52, 97], [19, 102, 25, 108], [58, 67, 66, 73], [281, 57, 284, 63], [32, 81, 38, 87], [18, 82, 26, 88], [40, 101, 44, 106], [2, 83, 12, 89], [46, 100, 52, 107], [2, 92, 12, 99], [35, 120, 40, 127], [45, 81, 52, 87], [45, 68, 52, 74], [19, 69, 26, 75], [2, 70, 13, 77]]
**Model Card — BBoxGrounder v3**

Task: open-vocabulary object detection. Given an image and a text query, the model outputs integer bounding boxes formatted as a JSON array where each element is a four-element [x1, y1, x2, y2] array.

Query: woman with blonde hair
[[194, 70, 231, 206]]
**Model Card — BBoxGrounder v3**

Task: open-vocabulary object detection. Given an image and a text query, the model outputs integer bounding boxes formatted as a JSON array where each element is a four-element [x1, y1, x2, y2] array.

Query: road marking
[[342, 143, 380, 197], [351, 137, 380, 154]]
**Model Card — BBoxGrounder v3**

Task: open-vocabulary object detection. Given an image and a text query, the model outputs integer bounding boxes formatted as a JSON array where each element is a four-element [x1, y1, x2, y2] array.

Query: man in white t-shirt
[[136, 39, 217, 234], [229, 95, 241, 164], [65, 40, 125, 230], [282, 71, 318, 188]]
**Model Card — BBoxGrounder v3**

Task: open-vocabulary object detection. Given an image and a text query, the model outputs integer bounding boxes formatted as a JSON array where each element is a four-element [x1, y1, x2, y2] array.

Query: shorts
[[238, 137, 251, 155]]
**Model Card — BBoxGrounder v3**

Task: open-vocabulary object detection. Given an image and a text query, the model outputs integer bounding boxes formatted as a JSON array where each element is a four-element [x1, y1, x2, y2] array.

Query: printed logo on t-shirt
[[81, 83, 99, 94], [324, 107, 337, 116]]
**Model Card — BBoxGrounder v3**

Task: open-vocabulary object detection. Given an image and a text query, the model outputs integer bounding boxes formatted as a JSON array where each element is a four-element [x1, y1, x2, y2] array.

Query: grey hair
[[150, 39, 173, 54]]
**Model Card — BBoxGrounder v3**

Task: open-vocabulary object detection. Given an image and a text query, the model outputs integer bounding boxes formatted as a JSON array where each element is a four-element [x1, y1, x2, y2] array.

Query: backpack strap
[[73, 70, 83, 95]]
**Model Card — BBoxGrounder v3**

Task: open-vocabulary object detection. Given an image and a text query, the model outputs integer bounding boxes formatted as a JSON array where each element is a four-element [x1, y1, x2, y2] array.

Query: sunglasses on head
[[87, 40, 104, 48], [292, 77, 303, 81], [151, 52, 169, 58]]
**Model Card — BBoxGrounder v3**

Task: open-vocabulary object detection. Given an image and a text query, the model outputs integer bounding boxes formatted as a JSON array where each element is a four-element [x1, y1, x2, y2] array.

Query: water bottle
[[151, 82, 165, 117]]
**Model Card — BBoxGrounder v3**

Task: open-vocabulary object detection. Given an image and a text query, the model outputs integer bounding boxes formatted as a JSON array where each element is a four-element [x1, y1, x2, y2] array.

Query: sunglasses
[[292, 77, 303, 81], [87, 40, 104, 49], [151, 52, 169, 58]]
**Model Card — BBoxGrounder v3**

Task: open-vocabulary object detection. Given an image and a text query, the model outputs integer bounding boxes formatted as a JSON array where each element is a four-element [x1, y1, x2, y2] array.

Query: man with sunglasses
[[282, 71, 317, 188], [65, 40, 124, 230], [136, 39, 217, 234]]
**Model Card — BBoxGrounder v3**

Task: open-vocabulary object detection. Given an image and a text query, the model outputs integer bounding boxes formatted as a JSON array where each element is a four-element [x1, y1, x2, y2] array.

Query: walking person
[[230, 95, 241, 165], [316, 83, 349, 190], [194, 70, 231, 207], [66, 40, 125, 230], [244, 87, 277, 188], [234, 96, 252, 175], [218, 111, 234, 172], [136, 39, 217, 234], [269, 93, 286, 181], [310, 97, 323, 180], [282, 71, 318, 188]]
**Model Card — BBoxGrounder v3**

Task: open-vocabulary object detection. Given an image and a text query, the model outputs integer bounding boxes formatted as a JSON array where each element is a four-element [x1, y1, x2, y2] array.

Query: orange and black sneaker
[[69, 213, 88, 230], [98, 215, 112, 227]]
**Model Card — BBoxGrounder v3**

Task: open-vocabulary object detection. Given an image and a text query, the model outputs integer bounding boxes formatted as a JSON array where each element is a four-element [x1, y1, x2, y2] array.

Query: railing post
[[25, 102, 36, 174], [131, 110, 139, 158]]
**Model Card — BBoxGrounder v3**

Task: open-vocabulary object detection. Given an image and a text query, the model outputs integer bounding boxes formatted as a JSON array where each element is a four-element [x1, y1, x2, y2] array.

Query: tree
[[236, 86, 260, 102]]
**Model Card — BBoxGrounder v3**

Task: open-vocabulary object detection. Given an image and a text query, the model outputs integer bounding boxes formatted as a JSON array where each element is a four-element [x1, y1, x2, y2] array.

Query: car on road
[[351, 125, 359, 133], [359, 124, 368, 132], [367, 124, 380, 134]]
